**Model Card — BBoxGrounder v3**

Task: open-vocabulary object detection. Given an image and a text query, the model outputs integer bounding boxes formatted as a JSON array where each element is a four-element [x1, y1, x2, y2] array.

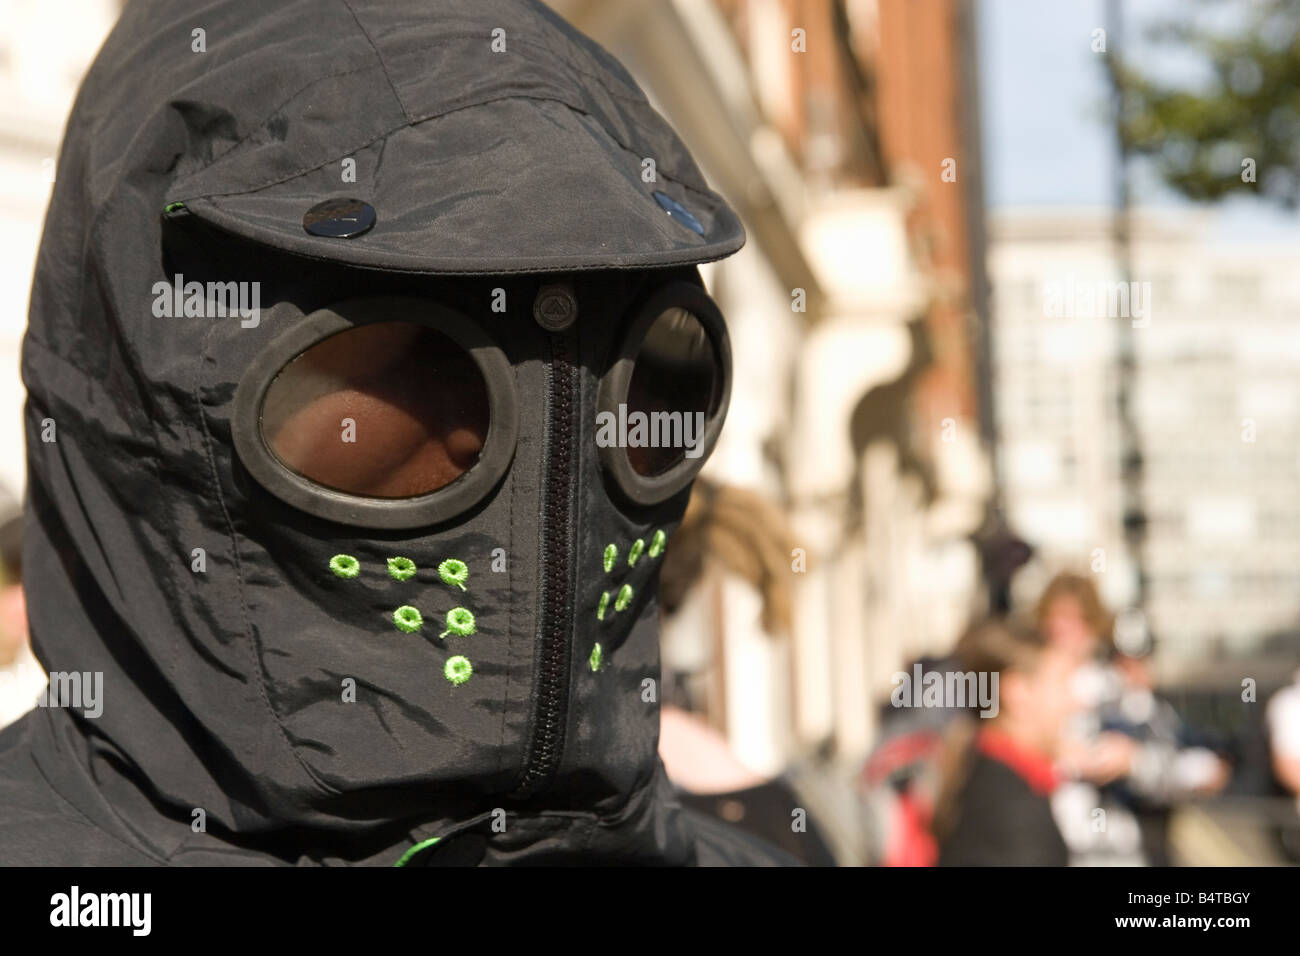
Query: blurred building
[[990, 207, 1300, 668], [558, 0, 994, 775], [0, 0, 120, 498], [0, 0, 121, 726]]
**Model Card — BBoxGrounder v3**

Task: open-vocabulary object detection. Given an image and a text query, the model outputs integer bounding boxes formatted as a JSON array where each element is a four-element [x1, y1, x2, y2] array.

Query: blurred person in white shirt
[[1267, 669, 1300, 803]]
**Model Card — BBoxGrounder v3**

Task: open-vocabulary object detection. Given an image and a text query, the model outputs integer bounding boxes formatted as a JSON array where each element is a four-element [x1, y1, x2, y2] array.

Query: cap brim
[[173, 97, 744, 275]]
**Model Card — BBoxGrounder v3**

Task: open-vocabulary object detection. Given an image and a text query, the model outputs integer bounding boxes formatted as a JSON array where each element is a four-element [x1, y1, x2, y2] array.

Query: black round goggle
[[231, 282, 731, 529]]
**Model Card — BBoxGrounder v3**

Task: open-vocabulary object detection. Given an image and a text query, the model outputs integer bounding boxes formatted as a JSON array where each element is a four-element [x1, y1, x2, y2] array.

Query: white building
[[990, 207, 1300, 664]]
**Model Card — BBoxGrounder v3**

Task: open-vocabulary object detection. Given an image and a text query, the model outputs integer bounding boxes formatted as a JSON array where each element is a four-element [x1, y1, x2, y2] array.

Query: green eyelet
[[387, 556, 417, 581], [330, 554, 361, 579], [648, 530, 667, 558], [393, 605, 424, 633], [615, 584, 633, 612], [441, 607, 476, 638], [445, 655, 473, 685], [438, 558, 469, 591]]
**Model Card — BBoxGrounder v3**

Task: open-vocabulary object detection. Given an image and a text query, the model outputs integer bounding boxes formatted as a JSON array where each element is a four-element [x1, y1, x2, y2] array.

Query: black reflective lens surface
[[261, 321, 490, 498], [624, 307, 722, 477]]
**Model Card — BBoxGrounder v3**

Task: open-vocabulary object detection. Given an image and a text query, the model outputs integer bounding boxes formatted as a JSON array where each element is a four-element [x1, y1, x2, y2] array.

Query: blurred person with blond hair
[[1039, 572, 1229, 864], [1037, 572, 1138, 785], [1036, 571, 1113, 665], [656, 478, 840, 866], [1038, 571, 1148, 863]]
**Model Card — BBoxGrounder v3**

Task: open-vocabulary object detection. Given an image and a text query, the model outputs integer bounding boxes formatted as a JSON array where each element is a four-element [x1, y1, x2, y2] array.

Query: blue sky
[[977, 0, 1113, 207]]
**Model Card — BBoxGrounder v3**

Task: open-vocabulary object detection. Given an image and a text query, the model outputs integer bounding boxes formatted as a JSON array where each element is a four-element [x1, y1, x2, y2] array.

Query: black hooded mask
[[0, 0, 798, 866]]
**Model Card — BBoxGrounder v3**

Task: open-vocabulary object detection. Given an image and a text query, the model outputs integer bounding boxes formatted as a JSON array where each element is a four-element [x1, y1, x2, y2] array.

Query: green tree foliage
[[1117, 0, 1300, 207]]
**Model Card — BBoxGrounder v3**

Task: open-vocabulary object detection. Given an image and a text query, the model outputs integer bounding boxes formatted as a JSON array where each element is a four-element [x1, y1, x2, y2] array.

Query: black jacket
[[0, 0, 795, 866], [937, 752, 1069, 867]]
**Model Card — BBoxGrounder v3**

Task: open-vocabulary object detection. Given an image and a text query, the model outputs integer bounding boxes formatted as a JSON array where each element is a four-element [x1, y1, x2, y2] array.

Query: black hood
[[4, 0, 795, 866]]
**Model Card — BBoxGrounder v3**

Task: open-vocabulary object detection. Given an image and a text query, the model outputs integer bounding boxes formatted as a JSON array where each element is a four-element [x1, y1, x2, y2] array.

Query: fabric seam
[[178, 93, 713, 203], [27, 730, 168, 865], [337, 0, 412, 123], [192, 314, 342, 798], [181, 63, 381, 181], [497, 377, 517, 780]]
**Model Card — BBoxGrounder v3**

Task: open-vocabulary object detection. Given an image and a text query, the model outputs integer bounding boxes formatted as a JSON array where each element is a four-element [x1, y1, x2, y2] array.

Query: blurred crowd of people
[[648, 482, 1284, 866], [860, 572, 1289, 866]]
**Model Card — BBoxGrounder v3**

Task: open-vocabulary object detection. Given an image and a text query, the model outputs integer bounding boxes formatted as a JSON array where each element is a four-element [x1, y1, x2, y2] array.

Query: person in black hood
[[0, 0, 798, 866]]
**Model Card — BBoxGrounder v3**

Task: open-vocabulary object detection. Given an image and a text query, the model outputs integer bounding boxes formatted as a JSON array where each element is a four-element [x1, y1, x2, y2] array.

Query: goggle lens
[[261, 321, 490, 498]]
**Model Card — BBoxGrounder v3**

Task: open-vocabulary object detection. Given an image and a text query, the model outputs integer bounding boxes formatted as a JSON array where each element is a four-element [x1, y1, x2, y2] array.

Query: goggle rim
[[595, 280, 733, 508], [231, 295, 520, 530]]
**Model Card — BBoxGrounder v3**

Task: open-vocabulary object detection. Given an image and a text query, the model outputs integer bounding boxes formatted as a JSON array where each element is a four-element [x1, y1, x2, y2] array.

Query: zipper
[[512, 329, 579, 799]]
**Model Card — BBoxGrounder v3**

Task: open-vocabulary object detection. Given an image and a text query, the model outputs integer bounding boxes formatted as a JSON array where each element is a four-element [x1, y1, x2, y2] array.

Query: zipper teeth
[[514, 330, 577, 798]]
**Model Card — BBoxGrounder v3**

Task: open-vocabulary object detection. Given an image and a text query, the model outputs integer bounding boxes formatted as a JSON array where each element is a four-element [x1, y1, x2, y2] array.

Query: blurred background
[[3, 0, 1300, 864]]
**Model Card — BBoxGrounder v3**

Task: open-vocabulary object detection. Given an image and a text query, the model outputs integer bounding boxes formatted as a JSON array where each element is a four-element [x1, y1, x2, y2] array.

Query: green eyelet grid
[[331, 554, 479, 684], [589, 529, 670, 669]]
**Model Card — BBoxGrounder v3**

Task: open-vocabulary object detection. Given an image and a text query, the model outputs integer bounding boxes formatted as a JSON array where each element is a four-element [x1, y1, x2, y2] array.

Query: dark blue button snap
[[303, 198, 376, 238], [652, 190, 704, 236]]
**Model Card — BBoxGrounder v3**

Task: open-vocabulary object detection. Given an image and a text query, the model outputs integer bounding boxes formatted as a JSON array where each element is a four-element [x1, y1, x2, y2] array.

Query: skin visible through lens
[[261, 322, 490, 498], [625, 307, 720, 477]]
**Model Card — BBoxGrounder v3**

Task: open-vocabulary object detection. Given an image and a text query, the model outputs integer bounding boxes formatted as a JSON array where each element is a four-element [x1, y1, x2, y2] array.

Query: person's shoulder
[[0, 712, 157, 866], [963, 749, 1037, 796], [683, 806, 805, 866], [938, 753, 1066, 866]]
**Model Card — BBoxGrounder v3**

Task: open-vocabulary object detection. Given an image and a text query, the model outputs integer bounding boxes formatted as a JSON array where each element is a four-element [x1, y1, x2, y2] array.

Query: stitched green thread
[[602, 544, 617, 573], [615, 584, 633, 612], [445, 655, 473, 685], [628, 538, 645, 567], [387, 556, 417, 582], [590, 643, 603, 672], [164, 201, 186, 213], [438, 558, 469, 591], [648, 529, 667, 558], [596, 590, 610, 621], [330, 554, 360, 579], [441, 607, 476, 638], [394, 836, 442, 867], [393, 605, 424, 633]]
